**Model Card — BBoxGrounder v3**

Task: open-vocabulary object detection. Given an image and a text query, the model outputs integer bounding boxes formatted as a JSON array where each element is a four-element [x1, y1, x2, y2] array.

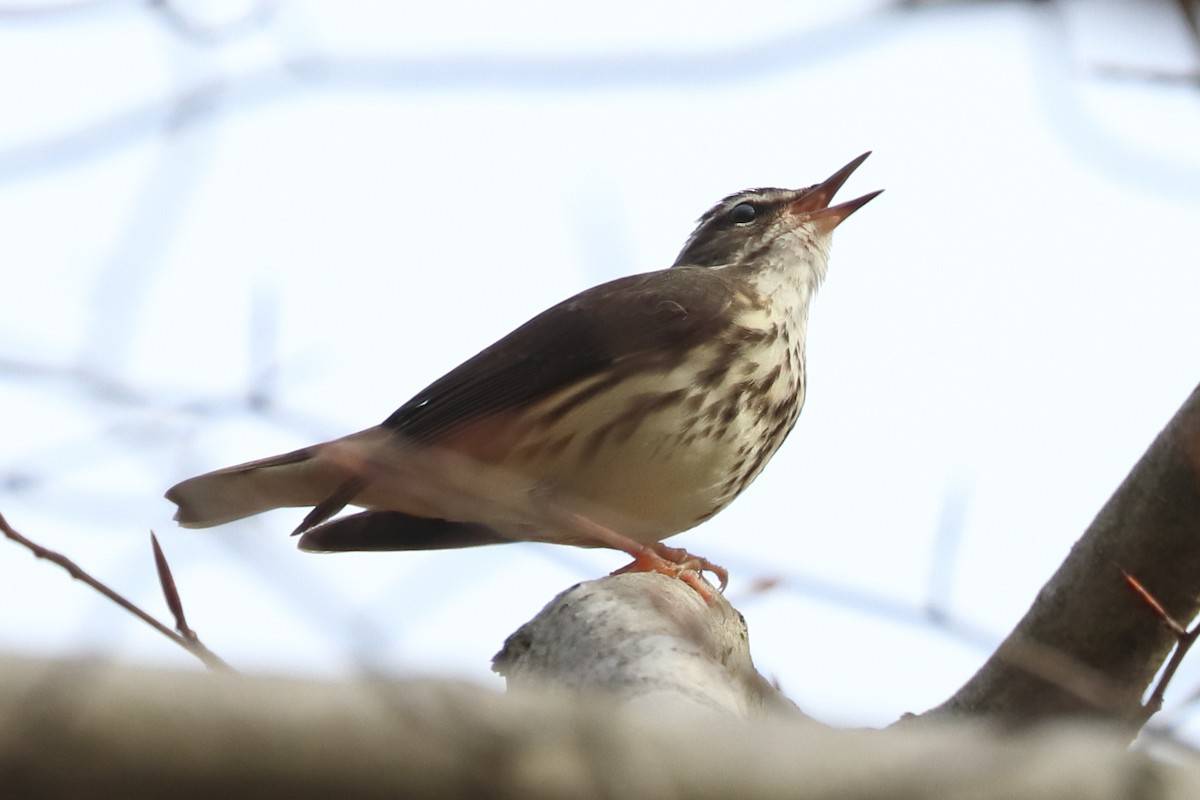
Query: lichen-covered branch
[[493, 572, 799, 717]]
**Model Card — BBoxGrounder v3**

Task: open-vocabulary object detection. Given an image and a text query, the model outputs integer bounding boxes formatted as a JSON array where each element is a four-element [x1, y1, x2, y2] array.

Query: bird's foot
[[527, 497, 729, 601], [648, 543, 729, 592], [612, 543, 728, 602]]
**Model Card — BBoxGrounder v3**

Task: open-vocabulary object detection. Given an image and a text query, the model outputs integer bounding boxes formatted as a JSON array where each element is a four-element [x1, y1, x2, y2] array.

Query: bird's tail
[[166, 430, 384, 528]]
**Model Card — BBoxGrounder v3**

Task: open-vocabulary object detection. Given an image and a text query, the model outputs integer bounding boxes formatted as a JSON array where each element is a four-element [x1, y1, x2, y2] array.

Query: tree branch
[[493, 572, 799, 717], [2, 652, 1198, 799], [0, 512, 231, 672], [924, 382, 1200, 727]]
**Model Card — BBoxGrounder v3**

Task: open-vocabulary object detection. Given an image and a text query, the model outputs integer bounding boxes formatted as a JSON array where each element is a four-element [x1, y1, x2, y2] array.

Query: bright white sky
[[1, 0, 1198, 733]]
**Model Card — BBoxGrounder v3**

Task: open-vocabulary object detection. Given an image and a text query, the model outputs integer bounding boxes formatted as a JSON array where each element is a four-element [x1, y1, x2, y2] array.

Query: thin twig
[[0, 510, 232, 671], [1123, 570, 1199, 722], [1142, 628, 1200, 721], [1123, 571, 1188, 636], [150, 533, 196, 642]]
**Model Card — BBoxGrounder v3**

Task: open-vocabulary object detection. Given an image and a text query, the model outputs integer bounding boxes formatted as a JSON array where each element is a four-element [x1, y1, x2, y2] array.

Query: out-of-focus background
[[2, 0, 1198, 738]]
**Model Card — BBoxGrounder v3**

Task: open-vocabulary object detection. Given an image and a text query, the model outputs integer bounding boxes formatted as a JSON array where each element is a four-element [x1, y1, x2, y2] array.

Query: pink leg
[[534, 502, 727, 601]]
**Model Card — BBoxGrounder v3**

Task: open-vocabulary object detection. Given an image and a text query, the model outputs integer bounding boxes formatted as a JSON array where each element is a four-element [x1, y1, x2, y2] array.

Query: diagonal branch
[[0, 511, 232, 672], [923, 382, 1200, 731]]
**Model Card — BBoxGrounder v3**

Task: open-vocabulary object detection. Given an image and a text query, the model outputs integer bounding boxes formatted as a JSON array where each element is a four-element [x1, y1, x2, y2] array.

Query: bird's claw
[[611, 543, 728, 603]]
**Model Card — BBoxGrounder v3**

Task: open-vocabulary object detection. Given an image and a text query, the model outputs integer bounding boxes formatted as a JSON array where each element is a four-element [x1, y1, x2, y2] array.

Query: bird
[[166, 153, 881, 596]]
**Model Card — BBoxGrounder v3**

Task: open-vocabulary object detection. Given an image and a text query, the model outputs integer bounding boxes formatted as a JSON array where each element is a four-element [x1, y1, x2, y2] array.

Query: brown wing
[[382, 266, 737, 442]]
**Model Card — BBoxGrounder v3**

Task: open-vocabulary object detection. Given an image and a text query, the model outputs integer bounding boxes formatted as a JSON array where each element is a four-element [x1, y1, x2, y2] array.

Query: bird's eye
[[729, 203, 757, 224]]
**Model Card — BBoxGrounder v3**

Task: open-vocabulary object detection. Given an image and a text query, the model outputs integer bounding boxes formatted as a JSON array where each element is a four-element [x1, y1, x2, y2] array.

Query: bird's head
[[672, 152, 881, 287]]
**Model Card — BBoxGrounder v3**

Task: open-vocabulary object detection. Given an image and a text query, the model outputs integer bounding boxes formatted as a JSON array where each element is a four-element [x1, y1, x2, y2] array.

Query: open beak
[[789, 152, 883, 231]]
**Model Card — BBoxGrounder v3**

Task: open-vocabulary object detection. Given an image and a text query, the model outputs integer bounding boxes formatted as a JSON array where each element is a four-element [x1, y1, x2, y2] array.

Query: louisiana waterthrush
[[167, 153, 881, 594]]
